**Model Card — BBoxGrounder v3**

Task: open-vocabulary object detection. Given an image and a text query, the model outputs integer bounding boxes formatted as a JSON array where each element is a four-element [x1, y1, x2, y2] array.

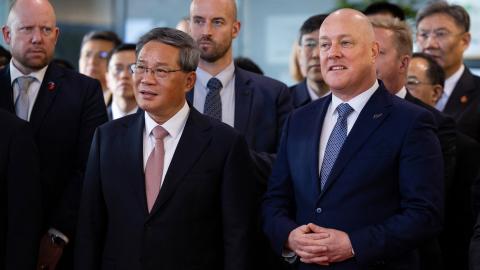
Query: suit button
[[316, 207, 322, 214]]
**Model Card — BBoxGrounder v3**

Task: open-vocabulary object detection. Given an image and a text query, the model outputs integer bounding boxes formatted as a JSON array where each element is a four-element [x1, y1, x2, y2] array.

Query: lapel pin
[[460, 95, 468, 104], [47, 81, 56, 91], [373, 113, 383, 119]]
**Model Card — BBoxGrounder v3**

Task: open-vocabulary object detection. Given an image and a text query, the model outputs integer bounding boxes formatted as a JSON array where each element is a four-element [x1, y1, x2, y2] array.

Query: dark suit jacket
[[0, 63, 107, 266], [263, 85, 444, 270], [289, 80, 311, 109], [0, 109, 42, 270], [444, 67, 480, 143], [75, 106, 256, 270], [471, 213, 480, 270], [187, 66, 293, 185]]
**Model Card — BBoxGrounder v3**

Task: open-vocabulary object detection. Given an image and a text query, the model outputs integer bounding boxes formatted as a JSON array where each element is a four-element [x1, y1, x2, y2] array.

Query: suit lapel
[[444, 68, 478, 119], [233, 67, 253, 134], [147, 107, 213, 219], [123, 112, 149, 215], [293, 80, 311, 108], [29, 64, 62, 133], [319, 86, 392, 197], [0, 67, 15, 113]]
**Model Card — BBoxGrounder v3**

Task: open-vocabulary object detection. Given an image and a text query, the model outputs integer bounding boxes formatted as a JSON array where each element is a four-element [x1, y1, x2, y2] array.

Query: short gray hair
[[136, 27, 200, 72], [416, 1, 470, 32]]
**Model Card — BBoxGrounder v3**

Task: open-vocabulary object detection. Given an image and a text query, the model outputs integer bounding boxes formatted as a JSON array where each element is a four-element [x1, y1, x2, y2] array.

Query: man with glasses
[[0, 0, 107, 269], [290, 14, 329, 109], [407, 52, 445, 107], [416, 1, 480, 144], [79, 30, 121, 105], [75, 27, 256, 270], [105, 43, 138, 120]]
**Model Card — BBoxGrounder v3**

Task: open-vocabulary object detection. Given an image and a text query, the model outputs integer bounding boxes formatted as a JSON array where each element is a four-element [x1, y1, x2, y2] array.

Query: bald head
[[2, 0, 59, 74], [319, 8, 379, 100], [190, 0, 237, 21]]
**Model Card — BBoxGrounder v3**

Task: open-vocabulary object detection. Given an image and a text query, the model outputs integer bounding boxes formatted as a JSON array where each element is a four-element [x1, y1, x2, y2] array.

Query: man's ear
[[432, 84, 443, 104], [184, 71, 196, 92], [2, 25, 11, 45]]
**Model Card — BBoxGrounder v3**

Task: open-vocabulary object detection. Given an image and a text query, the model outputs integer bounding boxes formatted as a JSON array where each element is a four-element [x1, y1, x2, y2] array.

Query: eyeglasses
[[301, 39, 319, 50], [109, 63, 135, 76], [406, 77, 433, 87], [130, 64, 182, 79], [416, 29, 465, 43], [82, 50, 109, 60]]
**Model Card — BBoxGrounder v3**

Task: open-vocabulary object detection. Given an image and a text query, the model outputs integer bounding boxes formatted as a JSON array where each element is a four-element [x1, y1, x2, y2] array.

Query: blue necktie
[[320, 103, 354, 190], [204, 77, 222, 120]]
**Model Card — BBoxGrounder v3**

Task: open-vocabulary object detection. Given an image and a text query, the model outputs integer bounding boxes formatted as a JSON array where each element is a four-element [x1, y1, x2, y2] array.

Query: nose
[[311, 46, 319, 58], [420, 35, 439, 50], [31, 28, 43, 44], [327, 43, 342, 59]]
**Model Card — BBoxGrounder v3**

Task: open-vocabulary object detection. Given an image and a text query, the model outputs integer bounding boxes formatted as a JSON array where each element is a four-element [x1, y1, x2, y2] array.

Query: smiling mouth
[[329, 65, 347, 71]]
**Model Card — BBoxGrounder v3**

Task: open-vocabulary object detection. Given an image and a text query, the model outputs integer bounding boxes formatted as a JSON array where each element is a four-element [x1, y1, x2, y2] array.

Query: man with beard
[[0, 0, 108, 269], [290, 14, 330, 109], [187, 0, 292, 269], [105, 43, 138, 120], [187, 0, 292, 184]]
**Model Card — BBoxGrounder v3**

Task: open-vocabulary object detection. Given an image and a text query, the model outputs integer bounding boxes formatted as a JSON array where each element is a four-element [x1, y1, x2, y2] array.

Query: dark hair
[[81, 30, 122, 48], [136, 27, 200, 72], [107, 43, 136, 67], [234, 57, 263, 75], [416, 1, 470, 32], [298, 14, 328, 45], [412, 52, 445, 88], [0, 45, 12, 67], [364, 2, 406, 21]]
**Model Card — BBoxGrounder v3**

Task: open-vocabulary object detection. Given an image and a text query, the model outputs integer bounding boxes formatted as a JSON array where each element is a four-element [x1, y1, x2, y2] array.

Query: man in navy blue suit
[[0, 0, 107, 269], [262, 9, 444, 269], [290, 14, 330, 109], [187, 0, 292, 185], [75, 27, 256, 270]]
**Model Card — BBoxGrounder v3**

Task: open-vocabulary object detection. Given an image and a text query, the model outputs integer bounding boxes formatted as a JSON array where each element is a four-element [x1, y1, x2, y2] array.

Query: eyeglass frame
[[130, 64, 183, 79], [406, 77, 434, 87], [109, 63, 136, 76], [416, 29, 466, 43]]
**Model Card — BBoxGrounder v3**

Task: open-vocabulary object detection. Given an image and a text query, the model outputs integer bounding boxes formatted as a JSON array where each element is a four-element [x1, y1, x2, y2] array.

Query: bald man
[[262, 9, 443, 269], [1, 1, 107, 269]]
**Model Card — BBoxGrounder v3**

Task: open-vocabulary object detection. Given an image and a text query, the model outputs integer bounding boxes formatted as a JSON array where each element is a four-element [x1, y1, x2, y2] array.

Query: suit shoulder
[[236, 67, 287, 90], [191, 109, 242, 139]]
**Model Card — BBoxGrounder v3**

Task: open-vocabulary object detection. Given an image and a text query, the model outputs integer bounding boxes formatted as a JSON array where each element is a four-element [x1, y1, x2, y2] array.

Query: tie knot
[[16, 76, 35, 93], [207, 77, 222, 93], [151, 125, 169, 141], [336, 103, 354, 118]]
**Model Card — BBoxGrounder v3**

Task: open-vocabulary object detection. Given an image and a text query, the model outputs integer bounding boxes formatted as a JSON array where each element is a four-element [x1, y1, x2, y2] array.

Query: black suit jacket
[[0, 64, 107, 250], [0, 109, 42, 270], [471, 213, 480, 270], [75, 107, 256, 270], [289, 79, 311, 109], [444, 67, 480, 142]]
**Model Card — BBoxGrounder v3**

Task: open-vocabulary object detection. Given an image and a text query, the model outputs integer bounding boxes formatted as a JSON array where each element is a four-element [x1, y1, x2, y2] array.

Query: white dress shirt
[[111, 100, 137, 120], [10, 61, 48, 121], [436, 64, 464, 111], [143, 102, 190, 186], [307, 81, 330, 101], [395, 86, 407, 99], [318, 80, 379, 174], [193, 62, 236, 127]]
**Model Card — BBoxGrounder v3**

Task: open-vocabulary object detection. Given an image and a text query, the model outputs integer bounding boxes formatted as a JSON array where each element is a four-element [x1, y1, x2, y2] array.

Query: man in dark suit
[[187, 0, 292, 185], [262, 9, 444, 269], [371, 17, 455, 269], [0, 1, 108, 269], [472, 212, 480, 270], [75, 27, 256, 270], [289, 14, 329, 109], [416, 1, 480, 143], [105, 43, 138, 121], [0, 109, 42, 270]]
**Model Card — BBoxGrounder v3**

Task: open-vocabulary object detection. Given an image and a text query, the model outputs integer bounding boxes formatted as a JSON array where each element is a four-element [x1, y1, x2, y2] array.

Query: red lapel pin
[[47, 81, 56, 91], [460, 95, 468, 104]]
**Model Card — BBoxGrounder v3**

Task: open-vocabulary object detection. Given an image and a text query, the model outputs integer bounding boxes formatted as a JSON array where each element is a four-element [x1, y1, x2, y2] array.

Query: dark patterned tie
[[204, 77, 222, 120], [320, 103, 354, 190], [15, 76, 35, 121]]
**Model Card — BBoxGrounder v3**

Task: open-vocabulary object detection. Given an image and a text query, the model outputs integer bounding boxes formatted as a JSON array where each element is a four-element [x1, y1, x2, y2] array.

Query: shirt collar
[[330, 80, 379, 116], [395, 86, 407, 99], [196, 61, 235, 90], [144, 101, 190, 140], [9, 60, 48, 85], [444, 64, 465, 99]]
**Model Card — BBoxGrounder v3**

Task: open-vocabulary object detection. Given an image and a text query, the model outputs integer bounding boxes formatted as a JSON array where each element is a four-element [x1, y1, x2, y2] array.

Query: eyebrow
[[319, 34, 353, 40], [417, 27, 449, 32]]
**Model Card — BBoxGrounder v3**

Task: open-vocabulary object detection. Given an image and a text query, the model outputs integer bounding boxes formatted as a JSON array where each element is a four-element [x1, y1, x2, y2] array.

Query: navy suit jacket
[[263, 85, 444, 269], [444, 67, 480, 143], [0, 63, 107, 241], [75, 106, 256, 270], [187, 66, 293, 185], [289, 79, 311, 109], [0, 109, 42, 270]]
